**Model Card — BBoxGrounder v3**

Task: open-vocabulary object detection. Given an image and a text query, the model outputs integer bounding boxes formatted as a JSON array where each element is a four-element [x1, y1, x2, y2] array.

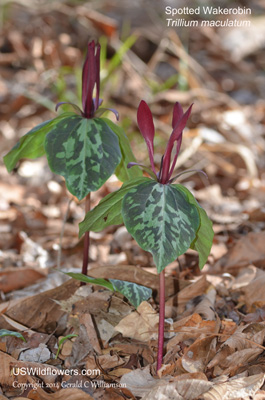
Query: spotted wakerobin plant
[[80, 100, 213, 371], [3, 41, 140, 277]]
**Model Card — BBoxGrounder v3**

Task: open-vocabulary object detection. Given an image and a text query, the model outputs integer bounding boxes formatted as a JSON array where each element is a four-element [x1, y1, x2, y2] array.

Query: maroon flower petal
[[137, 100, 156, 174], [94, 43, 101, 111], [160, 104, 193, 183], [82, 41, 99, 118], [172, 102, 183, 128]]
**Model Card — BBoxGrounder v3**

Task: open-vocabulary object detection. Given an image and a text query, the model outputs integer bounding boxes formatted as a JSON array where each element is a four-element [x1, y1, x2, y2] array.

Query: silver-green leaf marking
[[45, 116, 121, 200], [65, 273, 152, 308], [79, 177, 149, 236], [173, 184, 214, 269], [122, 180, 200, 273]]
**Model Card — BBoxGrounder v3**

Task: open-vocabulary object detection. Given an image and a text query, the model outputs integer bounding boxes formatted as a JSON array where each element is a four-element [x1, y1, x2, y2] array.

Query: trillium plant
[[80, 100, 214, 371], [4, 39, 213, 372], [3, 40, 147, 301]]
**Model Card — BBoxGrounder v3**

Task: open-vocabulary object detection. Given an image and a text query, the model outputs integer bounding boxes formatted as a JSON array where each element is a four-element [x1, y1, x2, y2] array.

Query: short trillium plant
[[3, 40, 141, 279], [80, 100, 214, 371]]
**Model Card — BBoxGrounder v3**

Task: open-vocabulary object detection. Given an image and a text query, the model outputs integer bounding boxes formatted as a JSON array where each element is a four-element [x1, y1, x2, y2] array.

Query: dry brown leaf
[[239, 269, 265, 311], [0, 268, 47, 293], [193, 288, 216, 320], [167, 313, 236, 353], [231, 265, 258, 290], [28, 388, 94, 400], [216, 231, 265, 271], [202, 373, 265, 400], [114, 301, 159, 342], [79, 313, 102, 354], [86, 353, 125, 371], [76, 6, 118, 38], [221, 348, 263, 375], [166, 276, 210, 315], [244, 308, 265, 323], [181, 335, 217, 373], [0, 351, 28, 387], [255, 392, 265, 400], [208, 322, 265, 375], [1, 279, 80, 332], [65, 325, 94, 367], [107, 367, 133, 377], [142, 379, 213, 400], [119, 366, 158, 397], [11, 397, 28, 400], [103, 343, 154, 364]]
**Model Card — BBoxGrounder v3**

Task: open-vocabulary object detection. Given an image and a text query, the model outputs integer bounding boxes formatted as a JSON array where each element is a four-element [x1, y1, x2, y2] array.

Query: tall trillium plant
[[80, 100, 214, 371], [3, 41, 140, 276]]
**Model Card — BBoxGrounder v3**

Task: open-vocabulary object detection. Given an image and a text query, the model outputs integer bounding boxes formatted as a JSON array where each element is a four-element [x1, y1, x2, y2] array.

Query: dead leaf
[[65, 325, 94, 367], [167, 313, 233, 353], [239, 268, 265, 310], [0, 268, 47, 293], [120, 366, 158, 397], [216, 231, 265, 272], [86, 353, 125, 372], [181, 335, 217, 373], [202, 373, 265, 400], [1, 279, 80, 333], [208, 322, 265, 376], [114, 301, 159, 342], [244, 308, 265, 323], [166, 276, 210, 315], [192, 288, 216, 320], [79, 313, 102, 355], [28, 388, 94, 400], [142, 379, 213, 400], [19, 343, 51, 363]]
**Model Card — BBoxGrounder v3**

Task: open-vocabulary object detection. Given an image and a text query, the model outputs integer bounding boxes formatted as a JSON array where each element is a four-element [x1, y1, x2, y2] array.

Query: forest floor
[[0, 1, 265, 399]]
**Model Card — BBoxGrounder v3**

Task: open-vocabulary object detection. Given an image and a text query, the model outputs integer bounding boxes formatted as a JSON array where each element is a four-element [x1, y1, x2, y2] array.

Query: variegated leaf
[[66, 273, 152, 308], [3, 113, 75, 172], [122, 180, 200, 273], [79, 177, 149, 236], [110, 279, 152, 308], [173, 184, 214, 269], [102, 118, 142, 182], [45, 116, 121, 200]]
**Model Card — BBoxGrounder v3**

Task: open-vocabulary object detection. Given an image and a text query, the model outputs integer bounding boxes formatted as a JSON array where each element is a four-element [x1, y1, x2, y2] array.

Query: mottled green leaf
[[65, 273, 115, 291], [110, 279, 152, 308], [174, 184, 214, 269], [122, 180, 200, 273], [102, 118, 142, 182], [79, 177, 149, 236], [0, 329, 26, 342], [45, 116, 121, 200], [3, 113, 75, 172], [65, 273, 152, 308]]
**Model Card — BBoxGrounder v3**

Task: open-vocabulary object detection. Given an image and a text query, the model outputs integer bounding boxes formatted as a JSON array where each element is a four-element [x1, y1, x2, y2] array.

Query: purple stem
[[157, 269, 165, 372], [81, 194, 91, 282]]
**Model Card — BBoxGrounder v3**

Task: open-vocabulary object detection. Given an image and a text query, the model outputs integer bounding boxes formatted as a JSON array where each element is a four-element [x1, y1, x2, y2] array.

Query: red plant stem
[[157, 269, 165, 372], [81, 193, 91, 279]]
